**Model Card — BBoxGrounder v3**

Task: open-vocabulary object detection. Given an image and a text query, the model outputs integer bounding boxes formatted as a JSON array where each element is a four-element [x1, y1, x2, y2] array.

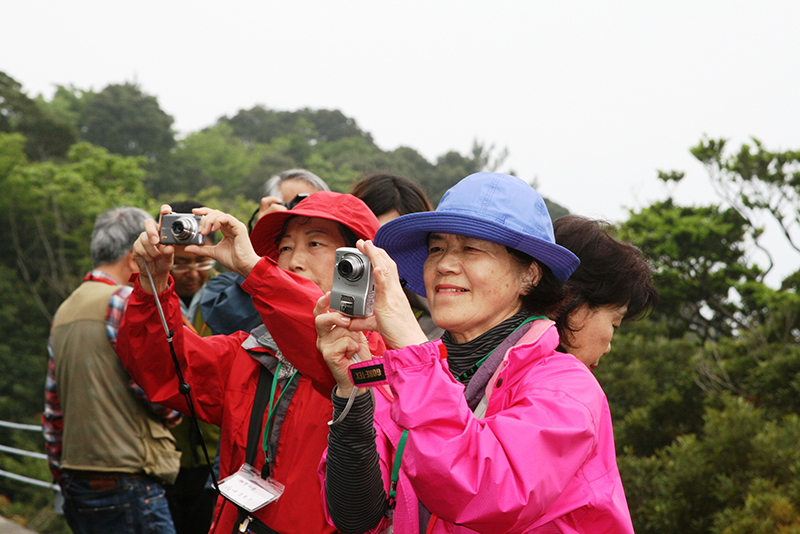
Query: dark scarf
[[442, 310, 530, 387]]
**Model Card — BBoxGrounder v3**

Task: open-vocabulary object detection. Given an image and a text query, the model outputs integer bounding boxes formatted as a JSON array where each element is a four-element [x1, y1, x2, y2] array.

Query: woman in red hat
[[117, 192, 382, 534]]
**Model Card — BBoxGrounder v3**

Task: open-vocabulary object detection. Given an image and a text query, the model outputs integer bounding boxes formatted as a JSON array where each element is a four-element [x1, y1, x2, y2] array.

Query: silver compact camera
[[330, 247, 375, 317], [160, 213, 205, 246]]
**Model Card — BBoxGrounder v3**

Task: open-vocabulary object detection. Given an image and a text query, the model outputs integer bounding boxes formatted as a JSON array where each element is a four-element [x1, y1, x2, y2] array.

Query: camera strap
[[143, 262, 218, 492]]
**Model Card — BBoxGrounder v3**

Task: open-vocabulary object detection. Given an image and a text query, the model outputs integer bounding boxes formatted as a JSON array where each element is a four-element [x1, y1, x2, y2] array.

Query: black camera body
[[160, 213, 205, 246], [330, 247, 375, 317], [281, 193, 310, 210]]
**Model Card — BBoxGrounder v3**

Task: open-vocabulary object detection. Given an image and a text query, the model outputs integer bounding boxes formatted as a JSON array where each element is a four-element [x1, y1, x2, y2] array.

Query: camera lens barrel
[[337, 255, 364, 281], [171, 216, 199, 242]]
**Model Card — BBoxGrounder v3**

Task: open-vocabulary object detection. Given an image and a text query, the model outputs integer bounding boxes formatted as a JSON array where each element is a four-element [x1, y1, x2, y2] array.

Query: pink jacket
[[323, 319, 634, 534]]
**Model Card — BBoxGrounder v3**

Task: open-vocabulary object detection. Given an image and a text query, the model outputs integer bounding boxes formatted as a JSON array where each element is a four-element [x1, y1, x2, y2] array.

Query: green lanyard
[[389, 430, 409, 503], [261, 362, 298, 476]]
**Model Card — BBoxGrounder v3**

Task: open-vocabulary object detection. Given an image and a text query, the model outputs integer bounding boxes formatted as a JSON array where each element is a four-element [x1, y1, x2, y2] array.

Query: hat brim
[[249, 192, 379, 260], [375, 211, 579, 297]]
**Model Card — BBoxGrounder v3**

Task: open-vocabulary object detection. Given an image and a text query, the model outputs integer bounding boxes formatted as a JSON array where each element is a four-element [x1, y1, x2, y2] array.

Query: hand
[[166, 415, 184, 429], [256, 196, 288, 222], [132, 206, 175, 294], [183, 208, 261, 277], [349, 240, 428, 350], [315, 293, 371, 398]]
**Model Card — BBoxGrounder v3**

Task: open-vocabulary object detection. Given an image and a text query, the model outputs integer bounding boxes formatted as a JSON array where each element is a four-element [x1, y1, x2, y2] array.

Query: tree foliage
[[78, 82, 175, 161], [620, 199, 762, 341], [0, 72, 76, 161], [6, 71, 800, 534], [692, 137, 800, 277]]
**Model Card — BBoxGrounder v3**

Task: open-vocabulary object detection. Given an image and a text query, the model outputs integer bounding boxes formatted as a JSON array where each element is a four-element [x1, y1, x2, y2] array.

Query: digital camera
[[330, 247, 375, 317], [160, 213, 205, 246], [281, 193, 310, 210]]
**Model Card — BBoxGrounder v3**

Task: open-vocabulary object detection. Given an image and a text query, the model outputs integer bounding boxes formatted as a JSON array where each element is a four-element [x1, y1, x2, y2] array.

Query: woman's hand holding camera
[[184, 207, 261, 278], [133, 205, 262, 294], [353, 240, 427, 350], [133, 209, 175, 295], [314, 293, 372, 398], [315, 239, 428, 397]]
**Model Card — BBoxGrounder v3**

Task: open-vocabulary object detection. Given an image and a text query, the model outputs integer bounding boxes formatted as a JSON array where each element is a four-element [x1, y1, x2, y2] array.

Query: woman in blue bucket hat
[[315, 172, 635, 533]]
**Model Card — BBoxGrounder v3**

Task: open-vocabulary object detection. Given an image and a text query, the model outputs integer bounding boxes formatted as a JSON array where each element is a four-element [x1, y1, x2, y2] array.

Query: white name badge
[[218, 464, 285, 513]]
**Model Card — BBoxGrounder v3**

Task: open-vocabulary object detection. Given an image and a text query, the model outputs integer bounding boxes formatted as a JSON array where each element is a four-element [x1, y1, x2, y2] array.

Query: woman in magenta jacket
[[315, 173, 635, 533]]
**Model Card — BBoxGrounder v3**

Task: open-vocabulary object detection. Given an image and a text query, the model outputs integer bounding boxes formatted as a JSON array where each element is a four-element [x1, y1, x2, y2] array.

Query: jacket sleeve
[[241, 257, 336, 394], [117, 274, 250, 427], [384, 339, 601, 533]]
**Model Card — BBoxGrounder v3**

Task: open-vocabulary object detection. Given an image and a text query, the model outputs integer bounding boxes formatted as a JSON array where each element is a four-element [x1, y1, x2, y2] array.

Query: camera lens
[[337, 255, 364, 281], [171, 216, 198, 242]]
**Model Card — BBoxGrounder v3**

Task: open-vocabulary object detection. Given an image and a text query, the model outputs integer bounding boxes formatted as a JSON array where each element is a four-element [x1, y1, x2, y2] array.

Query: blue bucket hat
[[374, 172, 579, 296]]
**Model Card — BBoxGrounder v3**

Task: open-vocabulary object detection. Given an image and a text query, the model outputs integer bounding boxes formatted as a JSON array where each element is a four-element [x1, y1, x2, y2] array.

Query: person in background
[[350, 172, 434, 225], [351, 173, 443, 340], [43, 207, 180, 534], [205, 169, 331, 335], [163, 200, 221, 534], [315, 173, 635, 533], [553, 214, 659, 370], [116, 193, 381, 534], [251, 168, 331, 231]]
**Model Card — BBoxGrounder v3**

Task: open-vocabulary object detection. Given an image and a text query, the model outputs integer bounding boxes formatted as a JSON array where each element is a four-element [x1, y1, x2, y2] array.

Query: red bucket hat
[[250, 191, 379, 260]]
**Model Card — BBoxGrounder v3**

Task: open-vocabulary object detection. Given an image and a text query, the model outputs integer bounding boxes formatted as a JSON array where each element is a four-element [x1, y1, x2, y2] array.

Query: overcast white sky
[[4, 0, 800, 283]]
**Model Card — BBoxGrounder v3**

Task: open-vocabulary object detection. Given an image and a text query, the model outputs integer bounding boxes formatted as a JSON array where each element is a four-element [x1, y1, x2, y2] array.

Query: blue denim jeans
[[61, 472, 176, 534]]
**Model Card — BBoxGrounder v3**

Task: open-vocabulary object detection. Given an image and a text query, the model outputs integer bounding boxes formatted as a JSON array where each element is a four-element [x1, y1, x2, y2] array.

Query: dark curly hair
[[552, 215, 658, 344]]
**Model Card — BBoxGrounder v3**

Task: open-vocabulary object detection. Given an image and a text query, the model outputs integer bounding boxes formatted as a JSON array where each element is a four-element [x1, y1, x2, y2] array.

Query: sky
[[4, 0, 800, 284]]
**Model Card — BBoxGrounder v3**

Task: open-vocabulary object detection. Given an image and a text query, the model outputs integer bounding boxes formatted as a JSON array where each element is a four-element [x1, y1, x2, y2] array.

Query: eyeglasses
[[171, 260, 216, 274]]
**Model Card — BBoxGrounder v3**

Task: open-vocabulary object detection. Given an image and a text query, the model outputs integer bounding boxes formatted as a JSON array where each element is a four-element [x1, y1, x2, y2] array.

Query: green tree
[[691, 137, 800, 280], [220, 105, 374, 145], [36, 84, 94, 134], [0, 72, 76, 161], [0, 135, 153, 319], [621, 396, 800, 534], [620, 198, 762, 341], [0, 134, 153, 533], [78, 82, 175, 161]]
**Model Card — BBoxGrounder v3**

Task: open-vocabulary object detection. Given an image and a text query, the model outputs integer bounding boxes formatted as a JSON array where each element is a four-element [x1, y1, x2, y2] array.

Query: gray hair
[[262, 169, 330, 200], [91, 207, 153, 267]]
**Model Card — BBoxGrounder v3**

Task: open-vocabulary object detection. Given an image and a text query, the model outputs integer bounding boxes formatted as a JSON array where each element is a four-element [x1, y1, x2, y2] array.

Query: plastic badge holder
[[218, 463, 285, 513]]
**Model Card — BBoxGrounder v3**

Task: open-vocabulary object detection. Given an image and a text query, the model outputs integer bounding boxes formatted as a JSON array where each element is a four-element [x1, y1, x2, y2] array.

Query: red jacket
[[118, 258, 384, 534]]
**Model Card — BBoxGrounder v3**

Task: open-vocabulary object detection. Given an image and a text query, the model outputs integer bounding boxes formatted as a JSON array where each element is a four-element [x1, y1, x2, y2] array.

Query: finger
[[183, 244, 212, 257], [208, 213, 246, 235], [330, 332, 362, 360], [315, 310, 352, 336], [259, 196, 282, 209], [264, 203, 288, 215], [314, 293, 332, 318], [158, 205, 172, 227], [136, 231, 162, 261], [348, 316, 378, 333], [144, 218, 161, 246], [356, 333, 374, 362]]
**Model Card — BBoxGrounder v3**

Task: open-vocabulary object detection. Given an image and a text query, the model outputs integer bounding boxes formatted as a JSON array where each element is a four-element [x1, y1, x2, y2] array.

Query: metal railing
[[0, 419, 59, 492]]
